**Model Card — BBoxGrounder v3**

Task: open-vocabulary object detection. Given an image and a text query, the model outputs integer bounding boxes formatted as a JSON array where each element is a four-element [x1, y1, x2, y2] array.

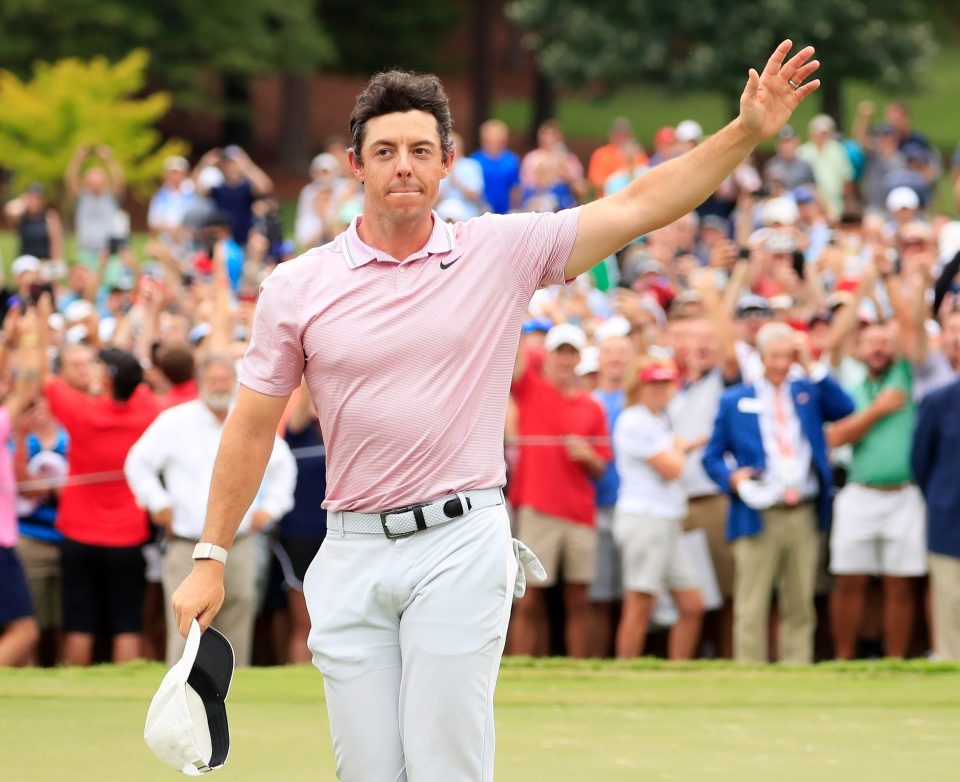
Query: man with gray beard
[[124, 354, 297, 664]]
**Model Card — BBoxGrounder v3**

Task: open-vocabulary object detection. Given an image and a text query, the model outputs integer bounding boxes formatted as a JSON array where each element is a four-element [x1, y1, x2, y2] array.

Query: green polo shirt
[[848, 358, 915, 485]]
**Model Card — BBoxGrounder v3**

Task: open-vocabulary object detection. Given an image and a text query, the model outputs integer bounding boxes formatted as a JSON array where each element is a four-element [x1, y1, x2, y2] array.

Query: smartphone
[[28, 282, 54, 306]]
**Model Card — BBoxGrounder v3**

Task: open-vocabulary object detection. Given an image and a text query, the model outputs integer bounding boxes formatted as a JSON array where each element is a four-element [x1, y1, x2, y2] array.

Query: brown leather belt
[[861, 482, 913, 493]]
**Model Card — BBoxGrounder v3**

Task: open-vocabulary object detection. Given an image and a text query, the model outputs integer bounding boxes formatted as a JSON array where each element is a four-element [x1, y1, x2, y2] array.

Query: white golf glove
[[512, 539, 547, 598]]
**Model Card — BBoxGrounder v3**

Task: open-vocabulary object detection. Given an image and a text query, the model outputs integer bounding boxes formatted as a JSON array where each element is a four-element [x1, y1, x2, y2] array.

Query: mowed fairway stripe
[[1, 660, 958, 781]]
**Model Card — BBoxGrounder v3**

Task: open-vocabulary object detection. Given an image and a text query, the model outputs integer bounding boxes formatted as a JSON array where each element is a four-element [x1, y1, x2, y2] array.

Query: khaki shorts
[[16, 535, 61, 630], [515, 507, 596, 587], [683, 494, 734, 598], [613, 510, 698, 596]]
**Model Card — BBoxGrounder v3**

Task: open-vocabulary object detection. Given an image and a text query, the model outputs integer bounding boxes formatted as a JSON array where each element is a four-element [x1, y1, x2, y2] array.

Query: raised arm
[[64, 145, 89, 199], [566, 41, 820, 279], [235, 149, 273, 196], [96, 145, 126, 199], [171, 385, 290, 635], [884, 270, 928, 365]]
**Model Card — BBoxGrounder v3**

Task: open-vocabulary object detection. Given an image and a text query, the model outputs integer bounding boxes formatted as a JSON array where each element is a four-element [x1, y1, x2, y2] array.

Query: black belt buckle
[[379, 502, 429, 539]]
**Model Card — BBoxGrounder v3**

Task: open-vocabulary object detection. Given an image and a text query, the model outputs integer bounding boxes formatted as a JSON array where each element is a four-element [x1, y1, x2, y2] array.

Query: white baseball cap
[[544, 323, 587, 352], [762, 197, 799, 227], [886, 186, 920, 213], [144, 620, 235, 776], [11, 255, 40, 276], [575, 345, 600, 376], [675, 120, 703, 143], [595, 315, 632, 342]]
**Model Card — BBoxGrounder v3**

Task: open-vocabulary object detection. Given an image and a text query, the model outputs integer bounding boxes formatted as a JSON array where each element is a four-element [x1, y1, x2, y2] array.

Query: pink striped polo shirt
[[239, 208, 581, 513]]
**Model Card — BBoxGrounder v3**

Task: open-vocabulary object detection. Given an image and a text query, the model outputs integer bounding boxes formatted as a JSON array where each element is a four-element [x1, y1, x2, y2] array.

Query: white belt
[[330, 487, 504, 539]]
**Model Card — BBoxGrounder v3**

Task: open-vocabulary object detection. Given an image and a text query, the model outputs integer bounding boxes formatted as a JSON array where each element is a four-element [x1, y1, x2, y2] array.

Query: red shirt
[[160, 379, 199, 410], [510, 361, 610, 525], [45, 378, 160, 547]]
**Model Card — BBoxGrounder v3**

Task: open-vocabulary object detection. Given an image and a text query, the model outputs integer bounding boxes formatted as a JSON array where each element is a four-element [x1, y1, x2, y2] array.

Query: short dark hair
[[99, 347, 143, 402], [349, 70, 453, 163], [155, 344, 195, 385]]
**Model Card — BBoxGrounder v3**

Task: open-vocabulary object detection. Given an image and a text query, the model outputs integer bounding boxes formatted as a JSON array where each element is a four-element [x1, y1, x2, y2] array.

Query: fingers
[[743, 68, 760, 100], [761, 40, 793, 76], [795, 79, 822, 102], [792, 60, 820, 85], [176, 601, 192, 639], [780, 45, 816, 79]]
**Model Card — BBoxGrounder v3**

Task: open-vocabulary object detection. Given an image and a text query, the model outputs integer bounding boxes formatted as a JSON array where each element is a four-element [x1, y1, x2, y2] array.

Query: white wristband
[[192, 542, 228, 565]]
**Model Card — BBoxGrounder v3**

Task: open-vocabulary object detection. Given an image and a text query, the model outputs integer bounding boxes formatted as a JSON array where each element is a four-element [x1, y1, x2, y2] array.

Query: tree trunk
[[469, 0, 494, 152], [530, 67, 555, 148], [222, 73, 252, 149], [278, 74, 312, 172], [820, 80, 844, 127]]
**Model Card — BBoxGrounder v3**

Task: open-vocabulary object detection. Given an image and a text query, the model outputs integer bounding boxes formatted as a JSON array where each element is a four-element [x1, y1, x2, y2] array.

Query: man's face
[[665, 319, 694, 367], [481, 123, 507, 155], [165, 168, 186, 189], [739, 312, 773, 345], [597, 336, 633, 384], [538, 124, 562, 150], [69, 265, 93, 293], [777, 136, 798, 159], [221, 157, 242, 183], [942, 312, 960, 368], [858, 324, 896, 374], [687, 319, 719, 370], [762, 338, 796, 386], [199, 362, 237, 412], [349, 110, 451, 227], [85, 168, 106, 194], [545, 343, 580, 384], [60, 346, 95, 392]]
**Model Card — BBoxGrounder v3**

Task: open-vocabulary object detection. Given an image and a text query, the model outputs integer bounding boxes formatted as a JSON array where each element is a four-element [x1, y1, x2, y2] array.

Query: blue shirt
[[17, 430, 69, 543], [212, 180, 255, 245], [278, 423, 327, 539], [593, 388, 626, 507], [471, 150, 520, 214]]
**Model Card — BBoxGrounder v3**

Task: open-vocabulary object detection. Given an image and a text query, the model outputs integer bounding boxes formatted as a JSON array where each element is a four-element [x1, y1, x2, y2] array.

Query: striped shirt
[[240, 208, 581, 513]]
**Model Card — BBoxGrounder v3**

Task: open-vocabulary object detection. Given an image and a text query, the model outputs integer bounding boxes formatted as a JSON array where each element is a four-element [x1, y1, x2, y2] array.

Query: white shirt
[[753, 377, 818, 501], [124, 399, 297, 539], [613, 405, 687, 521], [668, 369, 725, 498]]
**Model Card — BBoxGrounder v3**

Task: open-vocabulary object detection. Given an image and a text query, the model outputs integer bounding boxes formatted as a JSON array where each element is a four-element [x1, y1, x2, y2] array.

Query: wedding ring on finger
[[788, 79, 800, 90]]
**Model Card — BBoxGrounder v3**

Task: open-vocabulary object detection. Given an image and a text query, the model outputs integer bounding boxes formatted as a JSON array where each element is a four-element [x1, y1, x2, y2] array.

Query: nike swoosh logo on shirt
[[439, 256, 460, 270]]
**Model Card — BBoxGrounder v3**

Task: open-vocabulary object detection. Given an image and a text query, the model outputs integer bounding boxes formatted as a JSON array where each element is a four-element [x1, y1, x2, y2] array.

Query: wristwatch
[[192, 542, 229, 565]]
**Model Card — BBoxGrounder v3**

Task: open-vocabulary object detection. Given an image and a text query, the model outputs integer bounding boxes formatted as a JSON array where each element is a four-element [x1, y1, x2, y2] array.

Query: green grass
[[2, 658, 959, 781]]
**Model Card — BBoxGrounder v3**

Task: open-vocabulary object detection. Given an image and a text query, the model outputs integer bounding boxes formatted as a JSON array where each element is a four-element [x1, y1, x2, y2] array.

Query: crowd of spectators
[[1, 97, 959, 667]]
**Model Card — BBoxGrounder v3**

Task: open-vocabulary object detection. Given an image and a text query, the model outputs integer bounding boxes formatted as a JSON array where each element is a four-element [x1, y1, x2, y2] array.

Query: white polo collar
[[342, 212, 456, 269]]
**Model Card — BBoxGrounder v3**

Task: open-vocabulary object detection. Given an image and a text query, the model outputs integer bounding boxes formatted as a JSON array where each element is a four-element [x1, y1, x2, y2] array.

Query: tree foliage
[[0, 1, 334, 109], [0, 50, 188, 200], [509, 0, 936, 106], [319, 0, 464, 75]]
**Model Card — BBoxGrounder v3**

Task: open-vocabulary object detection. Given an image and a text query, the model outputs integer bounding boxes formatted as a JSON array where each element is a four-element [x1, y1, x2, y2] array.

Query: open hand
[[739, 41, 821, 142]]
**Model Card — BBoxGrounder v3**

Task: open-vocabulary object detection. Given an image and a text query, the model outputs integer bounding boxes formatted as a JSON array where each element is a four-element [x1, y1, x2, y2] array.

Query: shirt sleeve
[[615, 409, 673, 461], [43, 377, 88, 430], [590, 402, 612, 462], [498, 207, 581, 294], [255, 436, 299, 521], [238, 268, 305, 397], [123, 416, 174, 514]]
